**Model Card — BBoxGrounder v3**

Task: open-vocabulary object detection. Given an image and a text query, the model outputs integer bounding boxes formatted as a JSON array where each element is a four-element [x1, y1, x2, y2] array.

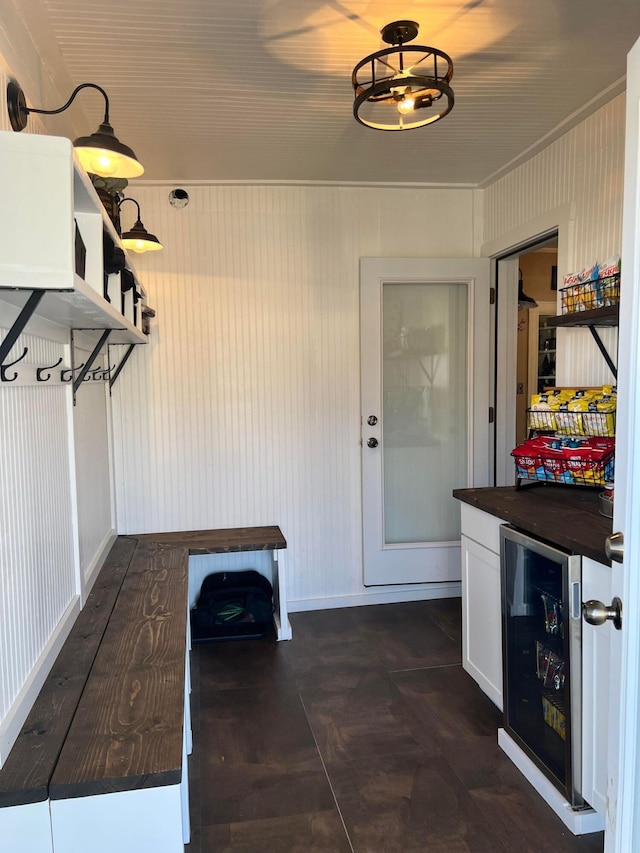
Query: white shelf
[[0, 279, 146, 345], [0, 132, 151, 349]]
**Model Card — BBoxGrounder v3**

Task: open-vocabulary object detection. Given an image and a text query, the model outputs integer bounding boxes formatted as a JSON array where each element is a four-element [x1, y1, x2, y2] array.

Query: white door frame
[[481, 204, 574, 485], [605, 33, 640, 852]]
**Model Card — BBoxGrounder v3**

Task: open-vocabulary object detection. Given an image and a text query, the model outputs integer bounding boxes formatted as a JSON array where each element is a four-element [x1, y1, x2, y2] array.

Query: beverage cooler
[[500, 525, 584, 806]]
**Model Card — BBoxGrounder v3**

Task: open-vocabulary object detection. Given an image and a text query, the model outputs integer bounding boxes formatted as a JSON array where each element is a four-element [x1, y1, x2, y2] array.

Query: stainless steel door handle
[[605, 532, 624, 563], [583, 598, 622, 630]]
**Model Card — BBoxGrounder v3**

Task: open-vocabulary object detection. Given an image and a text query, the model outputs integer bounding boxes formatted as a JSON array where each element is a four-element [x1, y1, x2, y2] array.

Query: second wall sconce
[[7, 80, 144, 179], [118, 197, 163, 253]]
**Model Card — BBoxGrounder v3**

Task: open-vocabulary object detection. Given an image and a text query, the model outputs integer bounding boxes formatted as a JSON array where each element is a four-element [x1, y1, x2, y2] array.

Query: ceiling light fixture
[[6, 80, 144, 178], [118, 197, 163, 253], [351, 20, 454, 131]]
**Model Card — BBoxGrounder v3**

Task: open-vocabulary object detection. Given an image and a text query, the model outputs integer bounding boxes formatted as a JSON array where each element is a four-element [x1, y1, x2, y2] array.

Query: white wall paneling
[[71, 341, 116, 595], [484, 95, 624, 387], [0, 326, 77, 765], [111, 185, 477, 608]]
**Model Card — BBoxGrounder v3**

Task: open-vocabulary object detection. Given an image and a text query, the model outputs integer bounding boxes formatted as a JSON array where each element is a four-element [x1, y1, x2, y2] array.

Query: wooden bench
[[0, 525, 289, 853], [137, 525, 291, 641]]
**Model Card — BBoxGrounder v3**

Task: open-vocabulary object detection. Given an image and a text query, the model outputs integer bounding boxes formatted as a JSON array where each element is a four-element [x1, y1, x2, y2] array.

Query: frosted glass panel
[[382, 282, 467, 544]]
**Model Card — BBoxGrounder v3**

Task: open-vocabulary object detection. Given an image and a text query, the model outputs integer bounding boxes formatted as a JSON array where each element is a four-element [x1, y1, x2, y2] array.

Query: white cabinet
[[460, 504, 505, 710], [581, 555, 612, 815], [459, 499, 612, 819], [0, 132, 148, 346]]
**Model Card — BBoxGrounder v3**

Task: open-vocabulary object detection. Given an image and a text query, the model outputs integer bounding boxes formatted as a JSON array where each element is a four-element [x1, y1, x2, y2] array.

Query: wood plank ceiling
[[23, 0, 640, 184]]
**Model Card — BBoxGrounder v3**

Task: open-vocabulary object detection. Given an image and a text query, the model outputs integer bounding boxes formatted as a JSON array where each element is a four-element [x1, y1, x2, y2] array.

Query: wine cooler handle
[[571, 581, 582, 620]]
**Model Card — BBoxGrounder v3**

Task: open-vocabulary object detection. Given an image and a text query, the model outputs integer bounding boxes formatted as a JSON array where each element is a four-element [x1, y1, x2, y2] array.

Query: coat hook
[[90, 366, 103, 380], [102, 365, 115, 380], [61, 362, 85, 382], [36, 356, 64, 382], [0, 346, 29, 382]]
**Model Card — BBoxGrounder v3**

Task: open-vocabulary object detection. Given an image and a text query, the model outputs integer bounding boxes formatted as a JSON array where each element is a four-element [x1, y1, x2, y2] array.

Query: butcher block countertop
[[453, 485, 613, 565]]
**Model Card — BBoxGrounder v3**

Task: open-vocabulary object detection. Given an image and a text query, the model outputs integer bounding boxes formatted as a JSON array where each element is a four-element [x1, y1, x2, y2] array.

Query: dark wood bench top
[[135, 525, 287, 554], [49, 540, 189, 800], [0, 537, 137, 807], [0, 524, 282, 806]]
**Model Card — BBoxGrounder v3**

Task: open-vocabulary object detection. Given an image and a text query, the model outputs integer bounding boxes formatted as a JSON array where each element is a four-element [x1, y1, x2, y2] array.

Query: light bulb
[[76, 147, 117, 177], [397, 96, 415, 115]]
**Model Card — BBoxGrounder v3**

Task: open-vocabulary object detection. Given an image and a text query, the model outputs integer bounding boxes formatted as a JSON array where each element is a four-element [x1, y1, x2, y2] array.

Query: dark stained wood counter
[[453, 485, 613, 565]]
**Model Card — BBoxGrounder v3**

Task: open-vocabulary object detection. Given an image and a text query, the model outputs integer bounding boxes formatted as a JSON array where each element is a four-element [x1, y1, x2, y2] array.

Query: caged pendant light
[[7, 80, 144, 179], [351, 20, 454, 131]]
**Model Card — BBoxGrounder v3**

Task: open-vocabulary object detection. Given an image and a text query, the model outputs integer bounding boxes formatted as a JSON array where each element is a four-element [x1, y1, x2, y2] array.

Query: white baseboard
[[498, 729, 605, 835], [287, 582, 461, 612], [0, 595, 81, 768], [81, 529, 117, 604]]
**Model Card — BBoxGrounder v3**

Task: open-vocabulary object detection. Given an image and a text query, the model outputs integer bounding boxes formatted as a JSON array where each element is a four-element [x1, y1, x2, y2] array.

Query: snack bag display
[[526, 386, 616, 438], [512, 434, 615, 485], [560, 256, 620, 313]]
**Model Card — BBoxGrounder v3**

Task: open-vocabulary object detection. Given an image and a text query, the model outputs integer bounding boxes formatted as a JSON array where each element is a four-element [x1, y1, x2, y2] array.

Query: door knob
[[605, 532, 624, 563], [583, 598, 622, 630], [367, 437, 378, 448], [367, 415, 378, 426]]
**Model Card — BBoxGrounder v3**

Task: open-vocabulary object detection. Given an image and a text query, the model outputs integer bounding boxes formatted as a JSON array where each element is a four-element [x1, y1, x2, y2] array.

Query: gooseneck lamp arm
[[118, 196, 142, 220], [19, 82, 111, 125]]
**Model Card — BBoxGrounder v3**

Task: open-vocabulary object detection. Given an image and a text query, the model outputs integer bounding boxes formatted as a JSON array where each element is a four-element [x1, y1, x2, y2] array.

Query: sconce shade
[[118, 197, 163, 253], [121, 220, 163, 252], [6, 80, 144, 179], [74, 122, 144, 178]]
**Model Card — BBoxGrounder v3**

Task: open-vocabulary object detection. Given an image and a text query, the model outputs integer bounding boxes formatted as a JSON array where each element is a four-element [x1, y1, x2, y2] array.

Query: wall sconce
[[6, 80, 144, 179], [118, 197, 163, 253]]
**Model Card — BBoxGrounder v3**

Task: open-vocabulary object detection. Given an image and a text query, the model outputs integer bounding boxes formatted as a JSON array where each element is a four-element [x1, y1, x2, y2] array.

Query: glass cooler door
[[501, 526, 583, 805]]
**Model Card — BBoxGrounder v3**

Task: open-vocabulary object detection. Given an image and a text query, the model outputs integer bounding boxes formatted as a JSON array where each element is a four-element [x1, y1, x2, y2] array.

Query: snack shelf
[[546, 305, 619, 328], [546, 305, 618, 380]]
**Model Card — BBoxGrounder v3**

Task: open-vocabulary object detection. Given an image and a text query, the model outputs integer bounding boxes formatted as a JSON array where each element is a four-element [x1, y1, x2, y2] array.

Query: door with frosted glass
[[361, 258, 491, 586]]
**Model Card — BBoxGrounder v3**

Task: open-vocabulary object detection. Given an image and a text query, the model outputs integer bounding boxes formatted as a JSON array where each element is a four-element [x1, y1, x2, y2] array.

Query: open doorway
[[494, 233, 558, 484], [515, 242, 559, 444]]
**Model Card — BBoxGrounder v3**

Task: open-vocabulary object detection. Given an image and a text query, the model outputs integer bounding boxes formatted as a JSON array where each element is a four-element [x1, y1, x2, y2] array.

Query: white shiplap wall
[[111, 185, 477, 608], [72, 350, 115, 588], [0, 329, 77, 762], [484, 95, 625, 387]]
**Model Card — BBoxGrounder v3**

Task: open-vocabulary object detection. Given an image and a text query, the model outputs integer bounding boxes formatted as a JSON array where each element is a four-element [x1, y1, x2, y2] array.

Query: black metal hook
[[89, 367, 103, 381], [61, 362, 85, 383], [0, 347, 29, 382], [36, 356, 64, 382]]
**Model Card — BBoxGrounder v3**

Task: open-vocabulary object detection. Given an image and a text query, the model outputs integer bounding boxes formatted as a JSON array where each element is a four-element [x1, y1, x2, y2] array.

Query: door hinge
[[490, 287, 496, 305], [489, 406, 495, 424]]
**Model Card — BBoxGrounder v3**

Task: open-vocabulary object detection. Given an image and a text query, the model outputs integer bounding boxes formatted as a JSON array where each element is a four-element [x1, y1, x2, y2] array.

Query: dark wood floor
[[186, 599, 605, 852]]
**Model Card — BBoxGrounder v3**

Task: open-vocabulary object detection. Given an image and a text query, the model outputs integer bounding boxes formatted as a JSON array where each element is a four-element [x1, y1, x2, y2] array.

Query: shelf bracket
[[108, 343, 136, 391], [588, 326, 617, 380], [0, 290, 45, 366], [72, 330, 111, 396]]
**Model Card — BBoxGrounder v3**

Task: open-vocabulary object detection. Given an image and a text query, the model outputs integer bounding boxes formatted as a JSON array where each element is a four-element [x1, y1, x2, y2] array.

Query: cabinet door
[[461, 534, 503, 710], [581, 556, 611, 815]]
